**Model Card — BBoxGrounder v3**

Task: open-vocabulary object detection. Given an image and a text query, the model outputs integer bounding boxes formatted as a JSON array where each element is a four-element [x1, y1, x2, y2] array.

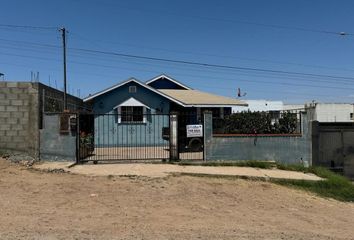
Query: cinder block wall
[[0, 81, 88, 159], [40, 114, 77, 161], [0, 82, 40, 157]]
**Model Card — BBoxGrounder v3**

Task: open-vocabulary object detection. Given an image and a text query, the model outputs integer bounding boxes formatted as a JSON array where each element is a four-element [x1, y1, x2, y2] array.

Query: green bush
[[273, 167, 354, 202], [178, 160, 275, 169], [178, 161, 354, 202], [213, 111, 298, 134], [276, 163, 309, 172]]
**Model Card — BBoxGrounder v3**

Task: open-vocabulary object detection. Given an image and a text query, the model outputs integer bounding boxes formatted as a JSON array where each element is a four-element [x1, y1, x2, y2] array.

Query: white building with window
[[232, 100, 283, 113], [283, 103, 354, 122], [233, 100, 354, 123]]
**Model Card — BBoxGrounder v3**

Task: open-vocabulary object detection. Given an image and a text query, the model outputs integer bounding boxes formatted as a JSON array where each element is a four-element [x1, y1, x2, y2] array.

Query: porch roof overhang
[[113, 97, 151, 109]]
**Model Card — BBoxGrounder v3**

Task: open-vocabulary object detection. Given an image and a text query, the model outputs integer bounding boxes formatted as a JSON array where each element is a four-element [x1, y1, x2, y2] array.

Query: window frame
[[117, 106, 147, 124]]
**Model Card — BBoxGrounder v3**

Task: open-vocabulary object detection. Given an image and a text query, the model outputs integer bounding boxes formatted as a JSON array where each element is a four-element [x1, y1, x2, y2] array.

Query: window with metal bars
[[120, 106, 144, 123]]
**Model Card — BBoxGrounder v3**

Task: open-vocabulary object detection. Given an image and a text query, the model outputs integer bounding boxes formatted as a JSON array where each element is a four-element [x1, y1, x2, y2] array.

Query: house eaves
[[83, 77, 187, 107]]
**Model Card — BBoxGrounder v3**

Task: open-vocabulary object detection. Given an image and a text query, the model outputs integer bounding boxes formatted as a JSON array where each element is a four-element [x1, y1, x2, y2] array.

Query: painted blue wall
[[93, 114, 169, 147], [92, 81, 171, 114], [91, 81, 171, 147]]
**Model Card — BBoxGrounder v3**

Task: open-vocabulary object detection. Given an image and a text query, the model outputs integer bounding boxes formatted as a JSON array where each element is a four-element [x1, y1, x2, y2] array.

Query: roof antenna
[[237, 88, 247, 98]]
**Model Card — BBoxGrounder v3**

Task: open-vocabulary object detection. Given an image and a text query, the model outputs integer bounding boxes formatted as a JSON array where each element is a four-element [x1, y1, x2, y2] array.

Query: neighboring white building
[[232, 100, 283, 113], [284, 103, 354, 122], [309, 103, 354, 122], [233, 100, 354, 123], [282, 104, 305, 111]]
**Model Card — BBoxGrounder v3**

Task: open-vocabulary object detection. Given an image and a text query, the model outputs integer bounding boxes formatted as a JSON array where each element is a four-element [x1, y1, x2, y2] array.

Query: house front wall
[[92, 81, 171, 114], [91, 82, 171, 147]]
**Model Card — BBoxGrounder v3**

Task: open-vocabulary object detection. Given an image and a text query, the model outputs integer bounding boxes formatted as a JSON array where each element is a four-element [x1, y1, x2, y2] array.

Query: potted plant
[[79, 132, 94, 158]]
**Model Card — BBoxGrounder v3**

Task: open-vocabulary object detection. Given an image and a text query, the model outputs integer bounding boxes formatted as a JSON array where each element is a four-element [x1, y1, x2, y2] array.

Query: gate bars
[[77, 113, 170, 162], [77, 113, 204, 163]]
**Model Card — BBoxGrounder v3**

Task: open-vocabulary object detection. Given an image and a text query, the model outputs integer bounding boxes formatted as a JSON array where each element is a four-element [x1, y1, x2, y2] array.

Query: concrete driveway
[[34, 162, 322, 181]]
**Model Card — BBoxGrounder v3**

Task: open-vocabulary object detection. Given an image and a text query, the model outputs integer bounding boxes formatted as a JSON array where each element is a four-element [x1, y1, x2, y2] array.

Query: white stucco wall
[[284, 103, 354, 122], [283, 104, 304, 110], [314, 104, 354, 122], [232, 100, 283, 112]]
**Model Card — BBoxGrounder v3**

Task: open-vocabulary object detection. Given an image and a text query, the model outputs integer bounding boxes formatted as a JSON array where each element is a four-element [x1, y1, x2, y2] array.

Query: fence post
[[311, 120, 319, 167], [203, 111, 213, 161], [169, 112, 179, 161], [76, 113, 80, 164]]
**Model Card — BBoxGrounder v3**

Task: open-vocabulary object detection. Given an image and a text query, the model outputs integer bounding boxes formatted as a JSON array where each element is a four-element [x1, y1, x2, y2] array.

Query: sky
[[1, 0, 354, 103]]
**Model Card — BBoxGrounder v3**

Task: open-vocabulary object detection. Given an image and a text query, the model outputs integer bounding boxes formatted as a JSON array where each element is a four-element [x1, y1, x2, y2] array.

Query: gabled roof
[[83, 78, 186, 106], [159, 89, 248, 107], [146, 74, 192, 90], [84, 77, 247, 107]]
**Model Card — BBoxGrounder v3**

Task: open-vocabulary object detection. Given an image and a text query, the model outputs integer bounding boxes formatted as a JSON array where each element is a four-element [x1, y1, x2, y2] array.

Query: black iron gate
[[77, 112, 204, 163], [77, 113, 170, 163]]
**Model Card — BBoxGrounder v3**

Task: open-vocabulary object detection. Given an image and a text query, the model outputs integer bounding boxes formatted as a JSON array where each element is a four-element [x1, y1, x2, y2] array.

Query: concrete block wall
[[0, 81, 88, 160], [40, 114, 77, 161], [204, 112, 313, 165], [0, 82, 40, 157]]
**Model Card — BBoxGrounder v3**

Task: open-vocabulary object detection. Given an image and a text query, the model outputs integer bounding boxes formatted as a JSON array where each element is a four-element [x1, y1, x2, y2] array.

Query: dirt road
[[0, 158, 353, 240]]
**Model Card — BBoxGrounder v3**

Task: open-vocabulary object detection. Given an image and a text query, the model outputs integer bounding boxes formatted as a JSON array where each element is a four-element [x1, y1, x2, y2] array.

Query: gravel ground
[[0, 158, 353, 240]]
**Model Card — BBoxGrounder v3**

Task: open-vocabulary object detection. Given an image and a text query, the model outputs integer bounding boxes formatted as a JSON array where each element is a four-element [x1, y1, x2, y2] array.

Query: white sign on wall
[[186, 124, 203, 138]]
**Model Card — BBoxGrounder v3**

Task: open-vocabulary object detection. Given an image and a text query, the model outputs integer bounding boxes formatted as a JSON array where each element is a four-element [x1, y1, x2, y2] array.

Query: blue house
[[83, 74, 246, 148]]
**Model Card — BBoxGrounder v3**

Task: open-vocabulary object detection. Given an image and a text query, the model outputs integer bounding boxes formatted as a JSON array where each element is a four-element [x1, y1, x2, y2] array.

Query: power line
[[0, 24, 59, 31], [4, 49, 354, 92], [69, 32, 354, 73], [3, 41, 354, 89], [3, 48, 354, 87], [3, 36, 354, 94], [88, 1, 354, 37], [197, 84, 343, 99], [0, 38, 60, 49], [69, 47, 354, 81], [2, 60, 345, 100], [2, 36, 354, 82]]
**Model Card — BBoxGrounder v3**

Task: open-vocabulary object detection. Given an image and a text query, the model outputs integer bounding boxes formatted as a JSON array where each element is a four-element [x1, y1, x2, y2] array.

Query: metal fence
[[78, 113, 170, 162], [77, 112, 205, 163], [39, 88, 91, 129]]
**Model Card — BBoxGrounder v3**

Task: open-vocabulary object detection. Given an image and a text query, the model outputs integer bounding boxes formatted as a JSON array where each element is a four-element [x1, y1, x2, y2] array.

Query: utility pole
[[60, 27, 68, 110]]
